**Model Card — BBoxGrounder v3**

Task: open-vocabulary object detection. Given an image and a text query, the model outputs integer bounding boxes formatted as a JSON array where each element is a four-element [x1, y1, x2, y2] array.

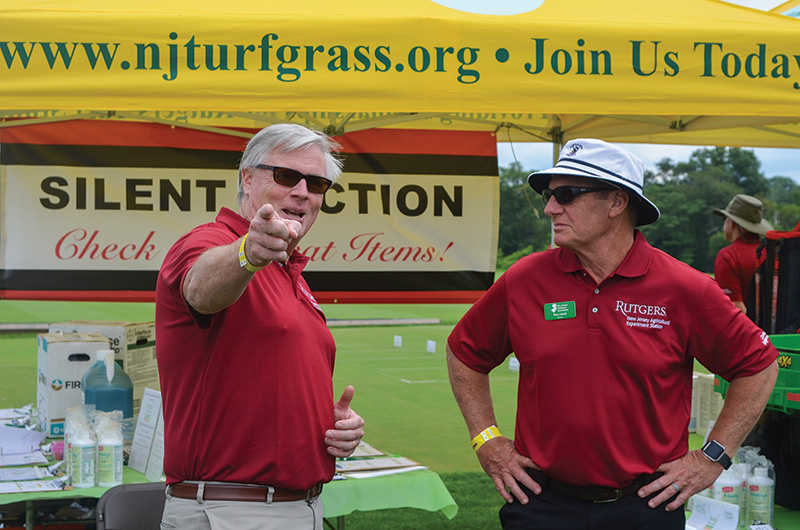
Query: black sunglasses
[[541, 186, 616, 206], [254, 164, 332, 194]]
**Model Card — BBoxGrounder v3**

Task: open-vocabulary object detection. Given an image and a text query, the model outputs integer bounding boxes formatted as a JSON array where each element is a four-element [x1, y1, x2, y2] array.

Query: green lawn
[[0, 300, 514, 474]]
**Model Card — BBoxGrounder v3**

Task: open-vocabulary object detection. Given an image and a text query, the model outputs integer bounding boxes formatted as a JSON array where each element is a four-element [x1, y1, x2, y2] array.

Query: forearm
[[447, 345, 540, 503], [446, 345, 498, 437], [183, 238, 254, 314], [708, 361, 779, 454], [638, 361, 779, 510]]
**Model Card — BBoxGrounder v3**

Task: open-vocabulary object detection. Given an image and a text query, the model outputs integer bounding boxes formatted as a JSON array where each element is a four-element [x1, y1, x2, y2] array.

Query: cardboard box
[[49, 321, 159, 418], [37, 332, 110, 437]]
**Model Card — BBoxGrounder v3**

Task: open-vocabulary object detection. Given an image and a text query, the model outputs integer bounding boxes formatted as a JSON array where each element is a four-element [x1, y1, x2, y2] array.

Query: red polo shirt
[[156, 207, 336, 490], [714, 235, 762, 304], [448, 231, 777, 488]]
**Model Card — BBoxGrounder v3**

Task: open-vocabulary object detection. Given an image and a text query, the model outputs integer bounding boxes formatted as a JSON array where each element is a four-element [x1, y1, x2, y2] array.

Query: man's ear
[[241, 168, 254, 194], [609, 190, 631, 219]]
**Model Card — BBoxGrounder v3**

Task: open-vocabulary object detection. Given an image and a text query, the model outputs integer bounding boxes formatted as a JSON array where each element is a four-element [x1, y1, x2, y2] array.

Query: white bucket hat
[[528, 138, 660, 226]]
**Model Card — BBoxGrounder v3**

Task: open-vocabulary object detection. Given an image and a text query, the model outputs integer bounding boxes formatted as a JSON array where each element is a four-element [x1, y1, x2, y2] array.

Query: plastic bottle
[[746, 467, 775, 526], [82, 350, 134, 418], [96, 420, 124, 487], [731, 463, 748, 529], [64, 404, 94, 483], [68, 427, 96, 488], [714, 468, 743, 526]]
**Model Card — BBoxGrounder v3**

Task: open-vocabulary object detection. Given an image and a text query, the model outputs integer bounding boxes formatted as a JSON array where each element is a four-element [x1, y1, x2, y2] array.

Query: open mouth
[[283, 208, 305, 220]]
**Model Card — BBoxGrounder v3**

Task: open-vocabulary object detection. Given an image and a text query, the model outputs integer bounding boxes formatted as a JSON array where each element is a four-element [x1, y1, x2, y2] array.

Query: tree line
[[497, 147, 800, 272]]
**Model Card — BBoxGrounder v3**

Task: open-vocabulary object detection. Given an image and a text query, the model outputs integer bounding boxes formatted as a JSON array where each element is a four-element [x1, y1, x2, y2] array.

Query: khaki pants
[[160, 490, 323, 530]]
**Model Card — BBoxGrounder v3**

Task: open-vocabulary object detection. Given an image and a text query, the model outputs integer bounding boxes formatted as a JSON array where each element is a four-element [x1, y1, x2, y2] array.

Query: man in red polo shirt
[[713, 194, 773, 315], [447, 139, 778, 530], [156, 123, 364, 530]]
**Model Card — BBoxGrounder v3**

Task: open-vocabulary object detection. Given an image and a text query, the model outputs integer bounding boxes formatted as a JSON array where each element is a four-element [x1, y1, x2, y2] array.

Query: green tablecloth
[[0, 467, 150, 506], [323, 470, 458, 519], [0, 467, 458, 521]]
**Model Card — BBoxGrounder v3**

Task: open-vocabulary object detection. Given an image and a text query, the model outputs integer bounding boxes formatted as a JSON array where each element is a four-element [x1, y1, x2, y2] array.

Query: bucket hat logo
[[565, 143, 583, 157]]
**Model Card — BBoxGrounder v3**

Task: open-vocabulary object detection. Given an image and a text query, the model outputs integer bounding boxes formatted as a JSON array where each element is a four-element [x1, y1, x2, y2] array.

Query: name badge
[[544, 301, 576, 320]]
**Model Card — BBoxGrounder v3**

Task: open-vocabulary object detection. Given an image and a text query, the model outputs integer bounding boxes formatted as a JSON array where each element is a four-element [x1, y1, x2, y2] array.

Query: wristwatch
[[702, 440, 732, 470]]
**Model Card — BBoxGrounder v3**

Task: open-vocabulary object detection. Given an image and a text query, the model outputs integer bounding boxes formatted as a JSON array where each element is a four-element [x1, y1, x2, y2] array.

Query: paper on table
[[0, 425, 48, 455], [144, 410, 165, 482], [0, 477, 67, 494], [0, 405, 32, 421], [686, 495, 739, 530], [129, 388, 162, 474], [349, 441, 386, 458], [336, 456, 420, 473], [0, 465, 53, 482], [341, 465, 428, 479], [0, 453, 49, 467]]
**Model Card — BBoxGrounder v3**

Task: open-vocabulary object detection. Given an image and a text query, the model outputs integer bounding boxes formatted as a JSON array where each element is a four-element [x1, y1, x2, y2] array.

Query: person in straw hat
[[713, 194, 774, 315], [447, 139, 778, 530]]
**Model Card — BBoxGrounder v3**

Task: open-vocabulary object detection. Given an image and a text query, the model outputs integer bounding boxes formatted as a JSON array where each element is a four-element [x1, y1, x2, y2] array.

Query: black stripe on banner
[[1, 144, 497, 176], [344, 153, 497, 176], [0, 270, 158, 291], [1, 144, 241, 170], [0, 270, 493, 292], [304, 271, 494, 291]]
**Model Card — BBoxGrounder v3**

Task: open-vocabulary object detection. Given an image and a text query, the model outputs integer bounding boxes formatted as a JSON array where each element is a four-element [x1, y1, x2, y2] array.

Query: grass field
[[0, 300, 522, 473]]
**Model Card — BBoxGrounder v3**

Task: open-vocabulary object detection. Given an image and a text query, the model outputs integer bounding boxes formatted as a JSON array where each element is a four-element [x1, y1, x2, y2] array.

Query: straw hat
[[713, 194, 773, 236]]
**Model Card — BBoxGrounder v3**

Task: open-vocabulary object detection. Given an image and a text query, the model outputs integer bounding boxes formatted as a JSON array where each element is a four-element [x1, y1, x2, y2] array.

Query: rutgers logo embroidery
[[615, 300, 671, 330]]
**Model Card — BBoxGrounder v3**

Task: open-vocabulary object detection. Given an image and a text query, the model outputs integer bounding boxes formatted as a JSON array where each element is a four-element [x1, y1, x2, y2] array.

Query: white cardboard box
[[49, 321, 159, 417], [37, 332, 110, 437]]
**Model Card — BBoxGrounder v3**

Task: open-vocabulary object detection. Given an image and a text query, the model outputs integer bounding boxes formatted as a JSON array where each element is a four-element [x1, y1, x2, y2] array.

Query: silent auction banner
[[0, 122, 498, 302]]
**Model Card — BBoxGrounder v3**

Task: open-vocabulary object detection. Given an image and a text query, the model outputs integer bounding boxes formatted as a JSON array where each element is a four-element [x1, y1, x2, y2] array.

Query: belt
[[529, 469, 659, 503], [169, 481, 323, 503]]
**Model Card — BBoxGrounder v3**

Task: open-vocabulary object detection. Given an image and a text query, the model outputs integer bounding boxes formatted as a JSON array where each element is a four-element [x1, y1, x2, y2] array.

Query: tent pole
[[549, 119, 563, 248]]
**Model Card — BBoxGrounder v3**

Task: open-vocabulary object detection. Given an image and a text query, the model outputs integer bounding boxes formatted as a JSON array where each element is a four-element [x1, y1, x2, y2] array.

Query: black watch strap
[[717, 451, 732, 470]]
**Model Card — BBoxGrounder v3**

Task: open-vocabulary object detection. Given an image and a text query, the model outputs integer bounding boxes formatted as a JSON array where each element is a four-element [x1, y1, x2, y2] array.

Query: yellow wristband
[[471, 425, 502, 451], [238, 233, 263, 273]]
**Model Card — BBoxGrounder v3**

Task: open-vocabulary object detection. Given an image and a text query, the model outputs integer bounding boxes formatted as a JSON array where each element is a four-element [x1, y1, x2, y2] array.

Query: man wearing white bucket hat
[[447, 139, 779, 529], [713, 194, 774, 315]]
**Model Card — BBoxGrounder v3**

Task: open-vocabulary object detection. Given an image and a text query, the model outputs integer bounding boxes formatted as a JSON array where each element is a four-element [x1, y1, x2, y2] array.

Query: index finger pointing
[[257, 204, 276, 220]]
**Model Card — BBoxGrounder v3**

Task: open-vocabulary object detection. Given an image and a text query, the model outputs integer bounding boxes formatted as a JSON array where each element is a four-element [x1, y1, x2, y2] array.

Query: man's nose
[[543, 194, 561, 217]]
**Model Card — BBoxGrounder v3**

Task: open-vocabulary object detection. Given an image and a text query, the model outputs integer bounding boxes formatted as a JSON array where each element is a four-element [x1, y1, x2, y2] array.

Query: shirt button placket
[[588, 287, 601, 330]]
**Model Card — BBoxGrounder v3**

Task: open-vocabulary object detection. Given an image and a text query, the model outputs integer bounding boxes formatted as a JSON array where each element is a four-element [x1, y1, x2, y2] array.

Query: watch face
[[704, 441, 725, 460]]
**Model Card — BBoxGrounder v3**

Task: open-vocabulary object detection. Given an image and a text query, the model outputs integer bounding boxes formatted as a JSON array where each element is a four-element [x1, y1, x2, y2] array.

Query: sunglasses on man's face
[[254, 164, 332, 194], [541, 186, 615, 207]]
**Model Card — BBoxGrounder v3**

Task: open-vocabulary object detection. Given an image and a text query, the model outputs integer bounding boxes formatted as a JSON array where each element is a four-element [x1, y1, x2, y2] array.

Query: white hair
[[236, 123, 343, 205]]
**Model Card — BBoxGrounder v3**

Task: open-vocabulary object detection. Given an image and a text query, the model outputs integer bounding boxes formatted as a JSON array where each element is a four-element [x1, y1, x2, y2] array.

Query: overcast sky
[[498, 0, 800, 184], [498, 144, 800, 184]]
